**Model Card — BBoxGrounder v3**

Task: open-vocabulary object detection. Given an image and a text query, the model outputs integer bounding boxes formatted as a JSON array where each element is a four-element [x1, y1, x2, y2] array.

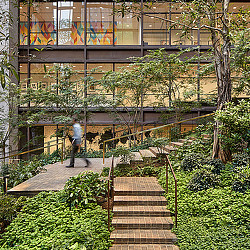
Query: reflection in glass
[[143, 14, 168, 45], [19, 3, 28, 45], [87, 3, 114, 45], [30, 1, 57, 45], [116, 3, 140, 45], [58, 1, 85, 45]]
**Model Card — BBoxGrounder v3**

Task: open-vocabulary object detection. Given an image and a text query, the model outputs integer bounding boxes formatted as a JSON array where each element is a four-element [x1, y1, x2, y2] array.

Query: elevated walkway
[[7, 158, 112, 197]]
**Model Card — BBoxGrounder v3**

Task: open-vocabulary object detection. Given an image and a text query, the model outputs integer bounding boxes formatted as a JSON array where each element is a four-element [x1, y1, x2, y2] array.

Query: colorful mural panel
[[20, 22, 56, 45], [71, 22, 84, 45], [20, 21, 117, 45], [87, 21, 117, 45], [30, 22, 56, 45], [20, 22, 28, 45]]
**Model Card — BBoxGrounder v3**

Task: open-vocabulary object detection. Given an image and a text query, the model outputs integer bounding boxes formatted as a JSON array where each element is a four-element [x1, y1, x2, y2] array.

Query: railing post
[[3, 175, 9, 194], [175, 178, 177, 228], [48, 142, 50, 154], [61, 141, 64, 164], [108, 178, 110, 232], [165, 155, 168, 194], [103, 142, 106, 164], [63, 137, 66, 159]]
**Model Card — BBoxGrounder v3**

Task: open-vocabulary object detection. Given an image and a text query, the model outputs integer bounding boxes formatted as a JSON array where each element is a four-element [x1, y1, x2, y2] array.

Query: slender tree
[[115, 0, 249, 162]]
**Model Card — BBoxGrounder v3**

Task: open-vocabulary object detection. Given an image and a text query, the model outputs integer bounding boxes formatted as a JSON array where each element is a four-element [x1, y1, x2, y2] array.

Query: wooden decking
[[7, 158, 111, 197]]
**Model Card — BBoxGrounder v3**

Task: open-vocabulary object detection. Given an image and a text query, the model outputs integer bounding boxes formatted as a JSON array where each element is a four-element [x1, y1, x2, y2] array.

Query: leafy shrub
[[173, 138, 213, 163], [180, 153, 204, 171], [205, 158, 225, 174], [232, 167, 250, 193], [101, 167, 110, 177], [111, 146, 132, 164], [136, 166, 162, 177], [232, 153, 250, 173], [114, 164, 133, 177], [215, 100, 250, 153], [0, 194, 27, 233], [63, 171, 107, 208], [0, 192, 111, 250], [187, 167, 220, 191]]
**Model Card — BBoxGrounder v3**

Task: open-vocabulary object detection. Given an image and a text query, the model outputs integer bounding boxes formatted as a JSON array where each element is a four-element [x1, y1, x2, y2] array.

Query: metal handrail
[[0, 137, 66, 194], [166, 155, 178, 228], [0, 137, 64, 160], [0, 137, 65, 162], [107, 155, 114, 232], [103, 113, 214, 163]]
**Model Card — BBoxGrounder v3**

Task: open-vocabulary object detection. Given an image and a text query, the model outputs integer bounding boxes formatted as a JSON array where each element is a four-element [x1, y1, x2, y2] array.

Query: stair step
[[139, 149, 157, 158], [113, 206, 171, 217], [130, 152, 143, 162], [114, 177, 164, 196], [149, 147, 169, 156], [112, 217, 173, 229], [170, 142, 184, 147], [202, 134, 211, 139], [115, 190, 164, 196], [163, 145, 177, 153], [110, 244, 179, 250], [178, 139, 193, 144], [111, 229, 178, 244], [114, 196, 167, 206]]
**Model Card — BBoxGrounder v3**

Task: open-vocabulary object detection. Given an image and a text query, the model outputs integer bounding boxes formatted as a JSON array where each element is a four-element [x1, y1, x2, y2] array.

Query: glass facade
[[20, 1, 249, 46]]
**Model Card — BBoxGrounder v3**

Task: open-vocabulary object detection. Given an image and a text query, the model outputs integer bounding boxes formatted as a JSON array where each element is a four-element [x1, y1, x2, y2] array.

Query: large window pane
[[87, 63, 113, 95], [58, 1, 85, 45], [87, 2, 113, 45], [30, 1, 57, 45], [19, 2, 28, 45], [116, 3, 140, 45], [143, 14, 168, 45]]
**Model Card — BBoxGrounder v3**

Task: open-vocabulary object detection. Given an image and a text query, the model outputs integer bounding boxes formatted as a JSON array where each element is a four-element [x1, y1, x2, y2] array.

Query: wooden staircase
[[110, 177, 178, 250]]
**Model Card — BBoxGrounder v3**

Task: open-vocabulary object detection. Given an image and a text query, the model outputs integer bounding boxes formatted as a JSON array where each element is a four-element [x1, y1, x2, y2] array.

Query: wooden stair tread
[[113, 205, 170, 213], [130, 152, 143, 162], [149, 147, 169, 156], [170, 142, 184, 147], [110, 244, 179, 250], [139, 149, 157, 158], [111, 229, 178, 241]]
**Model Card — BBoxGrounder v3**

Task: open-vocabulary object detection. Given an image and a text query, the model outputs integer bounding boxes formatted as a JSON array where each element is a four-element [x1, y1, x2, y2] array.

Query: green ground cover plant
[[158, 148, 250, 250], [0, 172, 111, 250]]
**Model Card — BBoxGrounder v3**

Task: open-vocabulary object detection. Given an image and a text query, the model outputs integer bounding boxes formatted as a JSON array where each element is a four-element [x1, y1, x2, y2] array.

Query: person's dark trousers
[[69, 142, 79, 167]]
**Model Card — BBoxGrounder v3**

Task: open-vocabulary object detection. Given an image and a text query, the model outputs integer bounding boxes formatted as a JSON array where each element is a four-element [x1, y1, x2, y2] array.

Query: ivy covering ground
[[0, 172, 111, 250], [158, 148, 250, 249]]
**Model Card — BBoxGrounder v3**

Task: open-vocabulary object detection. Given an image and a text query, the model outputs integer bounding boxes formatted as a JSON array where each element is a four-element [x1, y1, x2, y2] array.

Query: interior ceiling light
[[233, 7, 237, 9], [20, 6, 23, 9], [149, 24, 152, 27], [73, 7, 76, 9], [77, 16, 80, 18], [46, 6, 49, 9]]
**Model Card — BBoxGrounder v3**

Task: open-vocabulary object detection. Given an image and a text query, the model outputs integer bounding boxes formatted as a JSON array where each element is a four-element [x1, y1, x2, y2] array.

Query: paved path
[[7, 158, 111, 196]]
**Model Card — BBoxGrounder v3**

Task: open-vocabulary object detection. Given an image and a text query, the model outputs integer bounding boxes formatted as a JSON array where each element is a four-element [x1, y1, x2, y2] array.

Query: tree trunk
[[211, 0, 232, 163]]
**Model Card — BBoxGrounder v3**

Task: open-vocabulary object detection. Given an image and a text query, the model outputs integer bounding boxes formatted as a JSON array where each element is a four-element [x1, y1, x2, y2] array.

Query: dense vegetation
[[0, 172, 111, 250], [157, 119, 250, 249]]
